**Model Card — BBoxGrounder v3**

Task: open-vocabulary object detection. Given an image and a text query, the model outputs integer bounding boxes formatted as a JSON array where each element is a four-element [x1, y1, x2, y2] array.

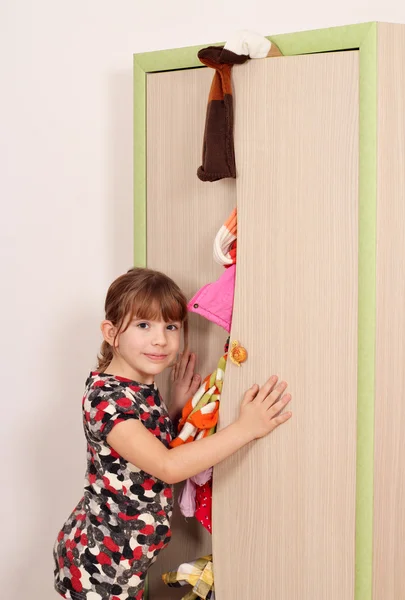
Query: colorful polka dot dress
[[53, 372, 175, 599]]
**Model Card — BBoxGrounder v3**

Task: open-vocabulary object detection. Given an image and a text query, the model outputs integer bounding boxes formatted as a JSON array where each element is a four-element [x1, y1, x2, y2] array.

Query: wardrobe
[[133, 22, 405, 600]]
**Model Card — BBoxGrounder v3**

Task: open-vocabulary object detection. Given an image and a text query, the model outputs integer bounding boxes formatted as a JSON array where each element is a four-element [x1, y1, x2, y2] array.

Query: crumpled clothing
[[187, 265, 236, 333], [162, 555, 215, 599], [213, 207, 237, 267], [197, 45, 248, 182], [170, 355, 227, 447], [177, 340, 230, 523], [224, 29, 272, 58], [178, 468, 213, 518], [195, 480, 212, 534], [172, 357, 227, 533], [189, 207, 237, 332], [197, 31, 282, 182]]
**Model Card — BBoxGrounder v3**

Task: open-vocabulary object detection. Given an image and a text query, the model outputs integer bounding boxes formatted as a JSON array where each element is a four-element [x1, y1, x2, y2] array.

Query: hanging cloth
[[170, 354, 227, 448], [213, 207, 237, 267], [172, 353, 228, 534], [197, 30, 282, 181], [188, 207, 238, 331], [178, 468, 213, 518]]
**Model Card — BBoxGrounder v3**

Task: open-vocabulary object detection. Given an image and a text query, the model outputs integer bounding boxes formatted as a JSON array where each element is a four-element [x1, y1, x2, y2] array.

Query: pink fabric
[[192, 467, 213, 486], [187, 264, 236, 333], [178, 478, 196, 518], [178, 468, 213, 518]]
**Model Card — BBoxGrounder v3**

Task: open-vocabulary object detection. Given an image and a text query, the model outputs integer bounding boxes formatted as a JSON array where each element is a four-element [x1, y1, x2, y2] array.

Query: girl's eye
[[167, 324, 179, 331], [137, 322, 149, 329]]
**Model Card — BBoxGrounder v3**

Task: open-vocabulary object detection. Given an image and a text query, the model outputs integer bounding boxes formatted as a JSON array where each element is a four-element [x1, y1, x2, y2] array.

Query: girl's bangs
[[127, 283, 187, 324]]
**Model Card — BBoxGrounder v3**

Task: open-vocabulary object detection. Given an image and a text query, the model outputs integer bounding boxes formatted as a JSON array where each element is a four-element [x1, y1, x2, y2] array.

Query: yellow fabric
[[162, 554, 214, 599]]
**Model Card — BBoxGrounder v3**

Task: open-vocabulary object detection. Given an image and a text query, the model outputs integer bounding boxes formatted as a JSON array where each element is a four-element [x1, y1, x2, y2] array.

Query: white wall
[[1, 0, 404, 596]]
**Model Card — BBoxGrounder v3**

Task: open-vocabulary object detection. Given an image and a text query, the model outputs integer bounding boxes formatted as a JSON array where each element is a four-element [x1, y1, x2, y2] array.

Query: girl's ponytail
[[97, 340, 114, 373]]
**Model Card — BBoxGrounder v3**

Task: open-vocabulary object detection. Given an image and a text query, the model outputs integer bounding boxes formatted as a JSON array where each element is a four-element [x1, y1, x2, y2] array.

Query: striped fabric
[[197, 46, 249, 182], [197, 32, 282, 182], [170, 355, 227, 448], [213, 207, 237, 267], [162, 555, 215, 600]]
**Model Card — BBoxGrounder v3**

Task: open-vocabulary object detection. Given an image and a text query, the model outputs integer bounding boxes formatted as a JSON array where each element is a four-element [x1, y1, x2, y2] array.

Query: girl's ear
[[101, 320, 118, 347]]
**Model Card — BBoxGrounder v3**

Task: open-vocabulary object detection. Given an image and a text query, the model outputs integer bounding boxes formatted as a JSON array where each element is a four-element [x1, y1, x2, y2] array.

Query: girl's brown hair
[[97, 267, 189, 372]]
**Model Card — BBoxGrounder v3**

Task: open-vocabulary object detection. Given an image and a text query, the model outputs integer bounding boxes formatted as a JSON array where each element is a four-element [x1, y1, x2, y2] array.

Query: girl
[[53, 267, 292, 600]]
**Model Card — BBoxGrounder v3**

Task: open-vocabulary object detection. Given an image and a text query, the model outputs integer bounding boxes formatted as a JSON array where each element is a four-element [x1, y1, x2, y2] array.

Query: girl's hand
[[170, 350, 202, 412], [237, 375, 292, 440]]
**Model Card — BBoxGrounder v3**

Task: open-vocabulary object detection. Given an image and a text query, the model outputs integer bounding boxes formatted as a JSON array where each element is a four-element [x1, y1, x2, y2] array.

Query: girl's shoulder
[[83, 371, 161, 407], [82, 372, 170, 440]]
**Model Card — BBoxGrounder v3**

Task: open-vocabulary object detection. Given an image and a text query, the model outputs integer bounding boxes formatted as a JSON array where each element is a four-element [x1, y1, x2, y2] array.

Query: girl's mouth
[[144, 353, 168, 361]]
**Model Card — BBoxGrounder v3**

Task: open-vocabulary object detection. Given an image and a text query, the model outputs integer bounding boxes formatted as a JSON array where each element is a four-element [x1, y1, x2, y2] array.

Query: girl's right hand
[[237, 376, 292, 440]]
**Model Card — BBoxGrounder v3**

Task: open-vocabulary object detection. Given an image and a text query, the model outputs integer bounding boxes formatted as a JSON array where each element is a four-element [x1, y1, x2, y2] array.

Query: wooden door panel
[[213, 51, 359, 600]]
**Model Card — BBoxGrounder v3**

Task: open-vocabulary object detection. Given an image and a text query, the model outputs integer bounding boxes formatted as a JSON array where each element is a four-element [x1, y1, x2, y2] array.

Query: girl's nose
[[152, 329, 167, 346]]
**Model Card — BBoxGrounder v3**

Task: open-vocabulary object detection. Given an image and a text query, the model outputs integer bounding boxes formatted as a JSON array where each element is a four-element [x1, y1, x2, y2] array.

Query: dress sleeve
[[83, 385, 140, 442]]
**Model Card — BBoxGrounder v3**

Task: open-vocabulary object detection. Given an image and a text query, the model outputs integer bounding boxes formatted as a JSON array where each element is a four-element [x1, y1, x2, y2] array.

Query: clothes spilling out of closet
[[161, 29, 282, 598], [161, 207, 236, 596], [140, 19, 405, 600], [171, 207, 237, 537]]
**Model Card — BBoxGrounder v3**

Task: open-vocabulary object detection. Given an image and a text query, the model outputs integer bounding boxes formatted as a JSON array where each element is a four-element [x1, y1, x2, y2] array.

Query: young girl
[[53, 267, 292, 600]]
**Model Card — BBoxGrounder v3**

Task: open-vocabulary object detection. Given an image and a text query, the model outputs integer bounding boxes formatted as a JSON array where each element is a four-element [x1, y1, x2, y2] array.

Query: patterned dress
[[54, 372, 175, 600]]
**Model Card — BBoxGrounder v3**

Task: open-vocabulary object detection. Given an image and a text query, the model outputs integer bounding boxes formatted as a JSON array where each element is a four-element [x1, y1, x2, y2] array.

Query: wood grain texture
[[146, 67, 236, 599], [212, 52, 359, 599], [373, 23, 405, 600]]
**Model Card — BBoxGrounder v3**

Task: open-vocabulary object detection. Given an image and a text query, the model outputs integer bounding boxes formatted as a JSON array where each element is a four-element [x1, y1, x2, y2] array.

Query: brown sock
[[197, 46, 249, 182]]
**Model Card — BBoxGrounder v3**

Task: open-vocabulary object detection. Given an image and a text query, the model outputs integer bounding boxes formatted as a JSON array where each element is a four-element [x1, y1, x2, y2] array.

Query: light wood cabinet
[[134, 22, 405, 600]]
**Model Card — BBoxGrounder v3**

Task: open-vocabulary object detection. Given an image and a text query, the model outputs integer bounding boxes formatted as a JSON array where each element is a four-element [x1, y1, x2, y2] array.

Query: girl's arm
[[107, 376, 292, 485]]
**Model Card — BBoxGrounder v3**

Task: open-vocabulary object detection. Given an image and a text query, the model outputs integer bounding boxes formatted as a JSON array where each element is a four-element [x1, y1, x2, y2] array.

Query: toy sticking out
[[229, 340, 248, 366]]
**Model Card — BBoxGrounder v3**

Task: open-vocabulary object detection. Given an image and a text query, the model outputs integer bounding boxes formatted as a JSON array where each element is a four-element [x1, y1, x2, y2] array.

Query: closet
[[134, 22, 405, 600]]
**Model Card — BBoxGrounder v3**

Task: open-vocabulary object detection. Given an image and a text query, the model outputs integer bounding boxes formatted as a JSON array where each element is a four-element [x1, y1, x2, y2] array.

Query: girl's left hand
[[170, 350, 202, 413]]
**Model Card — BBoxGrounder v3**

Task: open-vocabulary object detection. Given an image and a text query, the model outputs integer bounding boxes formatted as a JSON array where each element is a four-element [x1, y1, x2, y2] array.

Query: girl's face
[[106, 313, 182, 384]]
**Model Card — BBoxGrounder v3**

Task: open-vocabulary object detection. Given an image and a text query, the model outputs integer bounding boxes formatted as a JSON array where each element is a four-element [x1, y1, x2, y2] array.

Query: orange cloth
[[170, 354, 227, 448]]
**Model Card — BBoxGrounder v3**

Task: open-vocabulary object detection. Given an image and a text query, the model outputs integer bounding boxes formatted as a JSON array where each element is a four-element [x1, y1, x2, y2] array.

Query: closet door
[[146, 68, 236, 598], [213, 51, 359, 599]]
